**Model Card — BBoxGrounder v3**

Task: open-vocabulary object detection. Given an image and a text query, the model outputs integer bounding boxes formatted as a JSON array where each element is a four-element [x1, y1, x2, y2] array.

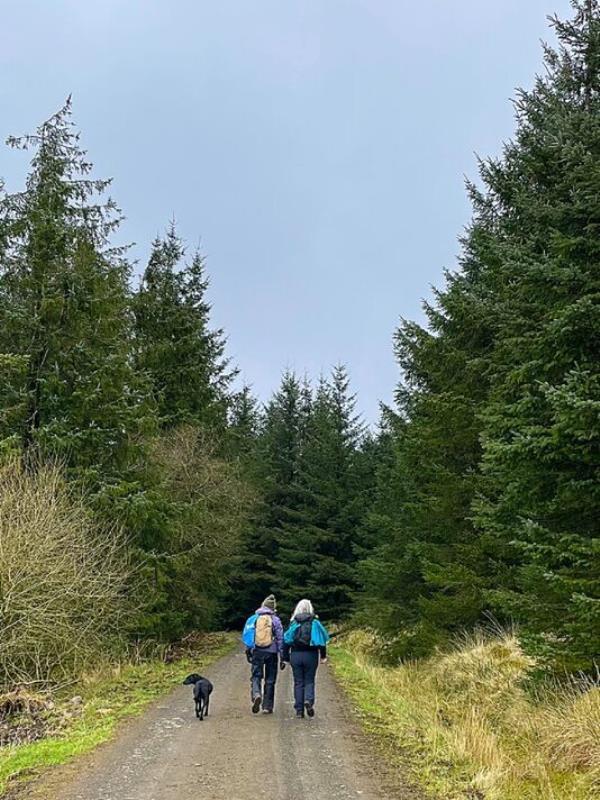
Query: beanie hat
[[262, 594, 277, 611]]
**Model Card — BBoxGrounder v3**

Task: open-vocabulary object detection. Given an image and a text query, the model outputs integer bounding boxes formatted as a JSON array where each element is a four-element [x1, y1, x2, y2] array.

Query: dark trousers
[[290, 649, 319, 712], [251, 650, 278, 711]]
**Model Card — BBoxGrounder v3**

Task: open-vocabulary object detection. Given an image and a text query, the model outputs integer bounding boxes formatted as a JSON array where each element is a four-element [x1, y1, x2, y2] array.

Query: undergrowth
[[331, 629, 599, 800]]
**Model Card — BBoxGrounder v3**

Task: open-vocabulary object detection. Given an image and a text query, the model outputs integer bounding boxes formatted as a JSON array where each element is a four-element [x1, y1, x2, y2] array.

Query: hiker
[[283, 599, 330, 718], [242, 594, 284, 714]]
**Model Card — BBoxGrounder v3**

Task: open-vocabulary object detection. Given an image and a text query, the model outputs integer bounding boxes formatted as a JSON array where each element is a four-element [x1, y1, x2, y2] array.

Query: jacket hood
[[256, 606, 275, 615], [294, 613, 314, 623]]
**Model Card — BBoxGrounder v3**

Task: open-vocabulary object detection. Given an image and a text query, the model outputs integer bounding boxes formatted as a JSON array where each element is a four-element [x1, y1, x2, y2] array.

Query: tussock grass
[[332, 630, 599, 800], [0, 632, 236, 798]]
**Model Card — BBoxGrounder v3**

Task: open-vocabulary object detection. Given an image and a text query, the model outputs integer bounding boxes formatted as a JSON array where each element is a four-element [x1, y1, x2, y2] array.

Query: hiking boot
[[296, 709, 304, 719], [305, 701, 315, 718], [252, 696, 262, 714], [262, 708, 273, 714]]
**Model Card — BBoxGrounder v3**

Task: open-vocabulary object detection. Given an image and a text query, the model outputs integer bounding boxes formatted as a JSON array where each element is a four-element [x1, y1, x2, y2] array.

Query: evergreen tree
[[359, 1, 600, 666], [275, 366, 366, 619], [0, 99, 152, 478], [357, 266, 495, 656], [474, 0, 600, 667], [133, 223, 233, 433], [227, 384, 262, 464], [131, 225, 249, 636], [226, 372, 309, 622]]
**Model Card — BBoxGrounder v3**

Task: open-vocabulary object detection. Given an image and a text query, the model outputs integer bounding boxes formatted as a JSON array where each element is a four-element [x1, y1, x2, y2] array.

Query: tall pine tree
[[474, 0, 600, 668], [226, 372, 309, 622], [133, 223, 233, 433], [358, 1, 600, 666], [275, 366, 366, 620], [357, 265, 495, 656], [0, 99, 152, 479]]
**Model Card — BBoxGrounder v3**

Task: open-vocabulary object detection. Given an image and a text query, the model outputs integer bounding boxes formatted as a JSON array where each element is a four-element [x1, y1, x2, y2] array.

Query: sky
[[0, 0, 573, 423]]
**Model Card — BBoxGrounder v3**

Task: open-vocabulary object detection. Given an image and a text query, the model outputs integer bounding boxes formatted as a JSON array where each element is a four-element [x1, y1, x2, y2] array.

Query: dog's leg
[[205, 695, 210, 717]]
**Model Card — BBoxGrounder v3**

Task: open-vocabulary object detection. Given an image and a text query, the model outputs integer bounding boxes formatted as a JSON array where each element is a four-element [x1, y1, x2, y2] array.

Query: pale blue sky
[[1, 0, 572, 421]]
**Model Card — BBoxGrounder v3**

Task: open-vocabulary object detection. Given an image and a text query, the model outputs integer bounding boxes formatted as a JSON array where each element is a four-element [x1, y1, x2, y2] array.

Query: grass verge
[[0, 632, 236, 798], [331, 630, 599, 800]]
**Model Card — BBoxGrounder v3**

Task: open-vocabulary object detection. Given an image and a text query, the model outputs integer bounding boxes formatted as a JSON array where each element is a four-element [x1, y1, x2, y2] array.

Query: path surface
[[24, 649, 419, 800]]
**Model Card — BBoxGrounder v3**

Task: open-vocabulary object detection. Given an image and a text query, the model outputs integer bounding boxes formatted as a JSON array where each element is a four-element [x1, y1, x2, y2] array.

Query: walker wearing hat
[[241, 594, 284, 714]]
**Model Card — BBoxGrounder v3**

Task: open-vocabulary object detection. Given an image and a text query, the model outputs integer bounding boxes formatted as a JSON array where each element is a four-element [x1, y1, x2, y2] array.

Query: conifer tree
[[226, 372, 309, 620], [275, 366, 366, 619], [359, 1, 600, 666], [227, 385, 262, 463], [474, 0, 600, 667], [357, 271, 494, 655], [133, 223, 233, 433], [0, 99, 152, 477]]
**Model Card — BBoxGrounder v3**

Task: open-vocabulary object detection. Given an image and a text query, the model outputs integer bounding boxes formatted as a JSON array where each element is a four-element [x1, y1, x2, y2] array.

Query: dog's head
[[182, 673, 205, 685]]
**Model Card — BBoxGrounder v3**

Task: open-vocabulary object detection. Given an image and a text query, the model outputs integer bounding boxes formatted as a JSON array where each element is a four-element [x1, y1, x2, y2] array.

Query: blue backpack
[[242, 613, 259, 647], [284, 618, 329, 647]]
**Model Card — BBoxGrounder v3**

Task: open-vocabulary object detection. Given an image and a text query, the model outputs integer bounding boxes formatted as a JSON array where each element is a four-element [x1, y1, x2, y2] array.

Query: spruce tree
[[227, 385, 262, 463], [275, 366, 366, 620], [359, 1, 600, 666], [0, 99, 151, 478], [474, 0, 600, 667], [133, 223, 233, 433], [227, 371, 309, 621], [357, 266, 495, 656]]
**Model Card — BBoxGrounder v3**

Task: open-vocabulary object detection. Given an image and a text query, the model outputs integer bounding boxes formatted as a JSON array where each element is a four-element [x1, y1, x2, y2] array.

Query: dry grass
[[0, 461, 131, 688], [333, 629, 599, 799]]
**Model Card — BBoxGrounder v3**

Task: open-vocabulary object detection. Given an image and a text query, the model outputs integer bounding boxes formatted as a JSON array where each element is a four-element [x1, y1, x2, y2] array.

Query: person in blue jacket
[[242, 594, 284, 714], [282, 599, 330, 718]]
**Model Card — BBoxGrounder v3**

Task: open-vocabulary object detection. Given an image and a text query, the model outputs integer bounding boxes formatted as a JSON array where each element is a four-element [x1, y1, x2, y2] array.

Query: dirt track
[[23, 649, 420, 800]]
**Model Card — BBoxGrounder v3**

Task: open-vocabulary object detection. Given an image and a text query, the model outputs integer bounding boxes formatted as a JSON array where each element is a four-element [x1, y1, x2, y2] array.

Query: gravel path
[[23, 649, 420, 800]]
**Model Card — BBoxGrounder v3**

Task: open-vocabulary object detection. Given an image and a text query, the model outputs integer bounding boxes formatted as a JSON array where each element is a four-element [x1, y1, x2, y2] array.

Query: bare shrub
[[146, 426, 256, 631], [0, 461, 132, 688]]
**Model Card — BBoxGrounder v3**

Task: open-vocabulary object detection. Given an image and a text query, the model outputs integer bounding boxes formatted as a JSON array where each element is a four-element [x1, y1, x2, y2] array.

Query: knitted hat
[[262, 594, 277, 611]]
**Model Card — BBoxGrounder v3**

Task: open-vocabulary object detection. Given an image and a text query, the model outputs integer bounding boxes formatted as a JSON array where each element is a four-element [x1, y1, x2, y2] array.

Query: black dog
[[182, 673, 213, 721]]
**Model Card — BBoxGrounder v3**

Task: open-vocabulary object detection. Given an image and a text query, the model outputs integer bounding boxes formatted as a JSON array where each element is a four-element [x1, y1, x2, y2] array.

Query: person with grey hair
[[282, 599, 330, 718]]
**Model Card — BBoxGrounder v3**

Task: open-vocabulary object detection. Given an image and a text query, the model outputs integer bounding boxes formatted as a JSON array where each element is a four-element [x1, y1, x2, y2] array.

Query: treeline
[[0, 1, 598, 683], [360, 3, 600, 670], [0, 102, 255, 683], [225, 367, 375, 625], [234, 2, 600, 671]]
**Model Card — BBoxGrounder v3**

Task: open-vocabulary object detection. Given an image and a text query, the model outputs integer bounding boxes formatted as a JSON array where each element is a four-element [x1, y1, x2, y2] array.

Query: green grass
[[330, 631, 599, 800], [0, 632, 236, 798]]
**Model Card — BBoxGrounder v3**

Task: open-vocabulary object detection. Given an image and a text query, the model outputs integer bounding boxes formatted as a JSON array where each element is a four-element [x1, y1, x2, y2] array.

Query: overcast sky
[[1, 0, 573, 422]]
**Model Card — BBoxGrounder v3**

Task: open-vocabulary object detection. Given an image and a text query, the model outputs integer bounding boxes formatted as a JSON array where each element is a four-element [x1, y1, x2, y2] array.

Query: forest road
[[23, 648, 422, 800]]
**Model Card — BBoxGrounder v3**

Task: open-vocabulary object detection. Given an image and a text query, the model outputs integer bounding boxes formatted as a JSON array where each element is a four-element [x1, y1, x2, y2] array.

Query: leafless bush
[[148, 425, 256, 629], [0, 461, 132, 688]]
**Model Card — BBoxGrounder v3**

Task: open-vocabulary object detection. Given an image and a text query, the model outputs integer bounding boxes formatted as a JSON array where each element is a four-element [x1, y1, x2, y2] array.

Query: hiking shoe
[[296, 710, 304, 719], [252, 696, 262, 714], [305, 702, 315, 718], [262, 708, 273, 714]]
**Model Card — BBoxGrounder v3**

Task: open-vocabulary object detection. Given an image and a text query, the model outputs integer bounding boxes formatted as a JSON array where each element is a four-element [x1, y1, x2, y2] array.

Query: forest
[[0, 0, 598, 699]]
